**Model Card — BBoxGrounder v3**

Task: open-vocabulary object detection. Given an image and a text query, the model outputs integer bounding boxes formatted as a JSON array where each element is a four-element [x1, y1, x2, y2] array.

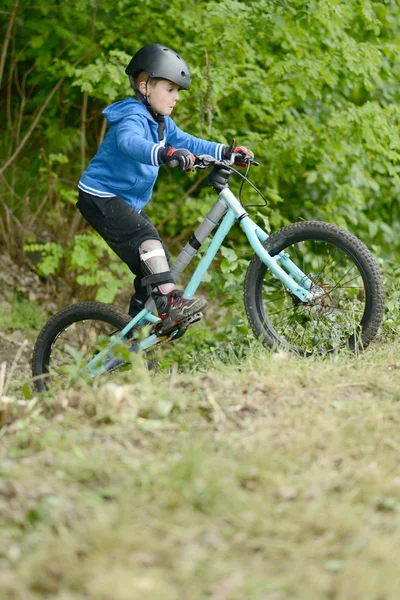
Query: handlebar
[[166, 159, 180, 169], [167, 153, 258, 171], [167, 150, 267, 209]]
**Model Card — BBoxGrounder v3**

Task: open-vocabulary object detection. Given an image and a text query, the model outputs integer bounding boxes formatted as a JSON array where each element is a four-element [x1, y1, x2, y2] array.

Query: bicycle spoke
[[328, 272, 363, 295], [46, 319, 127, 383], [258, 236, 369, 353], [307, 244, 340, 285]]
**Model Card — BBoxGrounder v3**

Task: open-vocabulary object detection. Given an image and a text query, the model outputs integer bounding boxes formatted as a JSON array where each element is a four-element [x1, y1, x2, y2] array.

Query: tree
[[1, 0, 399, 299]]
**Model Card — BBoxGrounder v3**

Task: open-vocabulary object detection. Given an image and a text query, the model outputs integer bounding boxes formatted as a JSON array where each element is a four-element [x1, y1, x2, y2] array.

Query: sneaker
[[152, 289, 208, 332]]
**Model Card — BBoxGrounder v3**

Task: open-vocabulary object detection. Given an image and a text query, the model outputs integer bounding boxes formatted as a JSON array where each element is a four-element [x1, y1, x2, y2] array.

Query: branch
[[0, 48, 98, 176], [81, 4, 97, 173], [0, 77, 65, 176], [0, 0, 18, 88]]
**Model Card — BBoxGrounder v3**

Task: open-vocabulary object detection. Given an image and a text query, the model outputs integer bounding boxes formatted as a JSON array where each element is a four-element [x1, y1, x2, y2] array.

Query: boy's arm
[[167, 120, 226, 160], [116, 117, 165, 166]]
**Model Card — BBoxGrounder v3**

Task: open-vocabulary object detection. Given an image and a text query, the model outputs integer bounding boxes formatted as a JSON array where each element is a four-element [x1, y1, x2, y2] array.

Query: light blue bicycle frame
[[87, 186, 316, 377]]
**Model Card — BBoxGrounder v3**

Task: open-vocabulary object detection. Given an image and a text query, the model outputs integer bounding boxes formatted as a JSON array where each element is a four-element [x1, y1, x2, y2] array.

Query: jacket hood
[[102, 97, 153, 125]]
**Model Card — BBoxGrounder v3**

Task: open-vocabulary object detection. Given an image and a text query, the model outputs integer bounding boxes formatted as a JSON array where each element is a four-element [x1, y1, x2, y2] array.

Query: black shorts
[[77, 189, 171, 301]]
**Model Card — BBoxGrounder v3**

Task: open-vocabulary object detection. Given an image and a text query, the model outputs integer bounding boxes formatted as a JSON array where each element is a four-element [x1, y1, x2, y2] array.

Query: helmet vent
[[163, 48, 168, 51], [181, 71, 186, 77], [176, 54, 180, 59]]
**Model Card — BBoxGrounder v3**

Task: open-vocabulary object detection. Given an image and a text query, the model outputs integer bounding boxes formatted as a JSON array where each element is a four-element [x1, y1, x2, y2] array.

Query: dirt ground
[[0, 332, 32, 390], [0, 251, 132, 393], [0, 252, 59, 392]]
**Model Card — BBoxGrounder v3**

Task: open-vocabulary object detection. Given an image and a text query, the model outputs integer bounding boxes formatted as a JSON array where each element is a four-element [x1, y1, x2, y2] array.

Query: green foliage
[[381, 259, 400, 337], [1, 0, 399, 308], [69, 233, 132, 302], [0, 294, 44, 333], [25, 242, 64, 276], [72, 50, 132, 101], [26, 233, 132, 303]]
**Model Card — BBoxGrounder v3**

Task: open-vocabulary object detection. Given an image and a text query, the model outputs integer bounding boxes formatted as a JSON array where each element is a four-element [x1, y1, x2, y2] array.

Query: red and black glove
[[161, 146, 195, 171], [232, 145, 254, 167]]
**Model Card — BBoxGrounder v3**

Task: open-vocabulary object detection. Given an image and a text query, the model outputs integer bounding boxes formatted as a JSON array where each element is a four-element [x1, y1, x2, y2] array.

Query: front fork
[[247, 223, 314, 303], [217, 188, 315, 302]]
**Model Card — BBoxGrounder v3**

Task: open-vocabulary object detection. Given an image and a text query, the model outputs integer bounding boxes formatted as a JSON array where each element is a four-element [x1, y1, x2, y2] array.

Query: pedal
[[170, 312, 204, 339], [152, 312, 204, 339]]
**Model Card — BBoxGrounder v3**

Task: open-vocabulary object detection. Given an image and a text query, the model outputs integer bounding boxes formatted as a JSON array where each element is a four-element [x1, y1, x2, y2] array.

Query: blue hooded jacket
[[79, 98, 225, 211]]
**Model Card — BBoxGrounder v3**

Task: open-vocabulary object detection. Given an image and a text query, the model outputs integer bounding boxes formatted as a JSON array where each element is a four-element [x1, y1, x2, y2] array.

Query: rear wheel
[[244, 221, 384, 355], [32, 302, 152, 392]]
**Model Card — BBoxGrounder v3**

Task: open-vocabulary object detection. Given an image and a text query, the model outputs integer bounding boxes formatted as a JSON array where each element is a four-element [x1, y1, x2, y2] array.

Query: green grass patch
[[1, 342, 400, 598], [0, 294, 44, 336]]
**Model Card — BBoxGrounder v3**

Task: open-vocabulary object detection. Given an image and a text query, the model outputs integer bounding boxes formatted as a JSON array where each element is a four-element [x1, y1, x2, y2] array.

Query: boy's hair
[[130, 71, 163, 95]]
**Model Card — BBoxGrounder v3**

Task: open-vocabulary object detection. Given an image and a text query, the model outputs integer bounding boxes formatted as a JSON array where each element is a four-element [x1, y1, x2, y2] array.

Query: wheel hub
[[309, 280, 334, 315]]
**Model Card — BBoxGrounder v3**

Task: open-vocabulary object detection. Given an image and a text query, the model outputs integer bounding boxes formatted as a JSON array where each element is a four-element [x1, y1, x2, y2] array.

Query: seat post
[[170, 199, 227, 281]]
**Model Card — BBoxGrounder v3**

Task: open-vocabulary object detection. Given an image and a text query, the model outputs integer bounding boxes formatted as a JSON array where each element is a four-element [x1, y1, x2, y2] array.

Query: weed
[[0, 294, 44, 334]]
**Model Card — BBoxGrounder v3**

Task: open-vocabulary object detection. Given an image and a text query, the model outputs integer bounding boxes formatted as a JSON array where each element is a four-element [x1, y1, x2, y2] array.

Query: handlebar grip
[[167, 159, 180, 169]]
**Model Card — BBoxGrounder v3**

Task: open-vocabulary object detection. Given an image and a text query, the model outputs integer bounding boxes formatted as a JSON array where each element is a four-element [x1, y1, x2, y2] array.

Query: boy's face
[[145, 79, 180, 116]]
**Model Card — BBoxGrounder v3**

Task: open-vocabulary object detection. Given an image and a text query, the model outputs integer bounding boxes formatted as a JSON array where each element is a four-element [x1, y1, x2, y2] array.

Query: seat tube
[[184, 208, 236, 299], [170, 199, 227, 281]]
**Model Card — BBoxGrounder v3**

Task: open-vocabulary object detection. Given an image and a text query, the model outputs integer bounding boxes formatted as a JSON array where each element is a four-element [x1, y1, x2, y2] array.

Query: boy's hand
[[232, 146, 254, 167], [162, 147, 195, 171]]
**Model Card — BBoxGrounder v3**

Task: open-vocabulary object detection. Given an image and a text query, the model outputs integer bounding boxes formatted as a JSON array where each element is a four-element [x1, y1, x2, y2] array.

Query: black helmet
[[125, 44, 191, 90]]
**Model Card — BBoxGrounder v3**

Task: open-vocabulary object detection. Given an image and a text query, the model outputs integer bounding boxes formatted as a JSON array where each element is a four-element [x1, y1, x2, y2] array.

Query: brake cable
[[227, 162, 269, 209]]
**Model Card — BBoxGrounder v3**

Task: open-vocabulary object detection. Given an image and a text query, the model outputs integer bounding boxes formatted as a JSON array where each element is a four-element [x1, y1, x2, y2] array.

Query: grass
[[1, 339, 400, 599], [0, 295, 45, 344]]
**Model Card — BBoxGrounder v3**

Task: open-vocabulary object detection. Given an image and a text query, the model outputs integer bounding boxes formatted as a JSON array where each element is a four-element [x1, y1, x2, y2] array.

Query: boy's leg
[[129, 214, 171, 317], [77, 190, 207, 328], [77, 189, 163, 299], [138, 238, 207, 328], [128, 238, 174, 317]]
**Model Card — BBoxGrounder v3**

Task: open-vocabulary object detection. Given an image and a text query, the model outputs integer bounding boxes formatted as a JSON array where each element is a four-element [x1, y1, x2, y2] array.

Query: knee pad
[[139, 240, 174, 289]]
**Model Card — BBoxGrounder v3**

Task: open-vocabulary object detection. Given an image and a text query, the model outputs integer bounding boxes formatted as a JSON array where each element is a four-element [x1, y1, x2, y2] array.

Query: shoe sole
[[159, 311, 204, 337], [167, 297, 207, 322]]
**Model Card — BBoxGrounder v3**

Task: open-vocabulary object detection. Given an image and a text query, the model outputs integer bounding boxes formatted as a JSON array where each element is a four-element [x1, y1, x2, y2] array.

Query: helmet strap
[[129, 74, 150, 106], [129, 75, 165, 140]]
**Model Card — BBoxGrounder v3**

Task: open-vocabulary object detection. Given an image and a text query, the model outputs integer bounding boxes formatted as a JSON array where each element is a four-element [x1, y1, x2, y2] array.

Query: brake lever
[[228, 153, 259, 168]]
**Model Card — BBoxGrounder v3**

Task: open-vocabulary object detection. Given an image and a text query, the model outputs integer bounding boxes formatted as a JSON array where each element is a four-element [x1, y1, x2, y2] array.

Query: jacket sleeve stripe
[[216, 144, 224, 160], [151, 143, 164, 166]]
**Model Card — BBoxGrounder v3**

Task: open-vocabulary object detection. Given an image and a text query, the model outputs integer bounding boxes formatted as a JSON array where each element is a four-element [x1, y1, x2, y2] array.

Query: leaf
[[220, 246, 238, 263], [155, 400, 174, 417], [21, 384, 33, 400], [31, 36, 44, 49]]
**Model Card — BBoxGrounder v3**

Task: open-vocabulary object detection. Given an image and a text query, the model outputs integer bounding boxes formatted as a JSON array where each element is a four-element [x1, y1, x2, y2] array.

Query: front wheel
[[32, 302, 143, 392], [244, 221, 384, 355]]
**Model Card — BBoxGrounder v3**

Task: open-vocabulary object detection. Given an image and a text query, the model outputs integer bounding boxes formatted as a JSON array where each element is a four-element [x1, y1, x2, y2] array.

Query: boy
[[77, 44, 252, 332]]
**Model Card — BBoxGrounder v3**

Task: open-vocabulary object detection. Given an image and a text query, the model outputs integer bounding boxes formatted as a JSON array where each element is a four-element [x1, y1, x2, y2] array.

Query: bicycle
[[32, 147, 385, 391]]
